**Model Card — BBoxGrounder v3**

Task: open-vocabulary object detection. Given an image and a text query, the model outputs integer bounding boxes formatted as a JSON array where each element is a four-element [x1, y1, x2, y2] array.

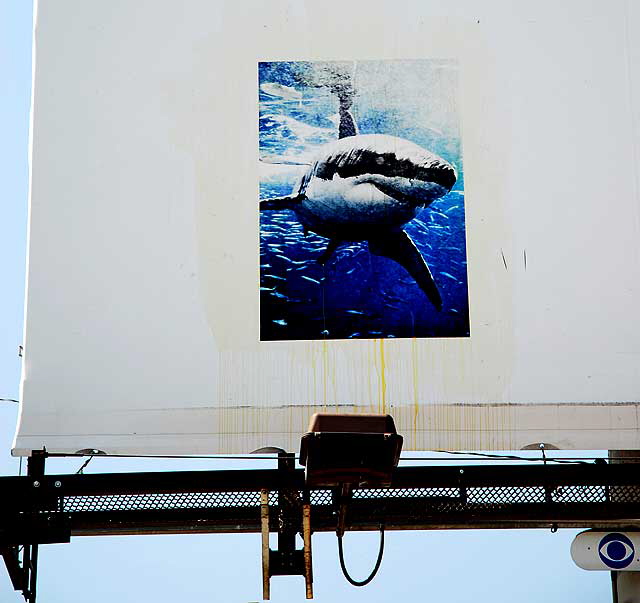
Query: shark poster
[[259, 60, 469, 341]]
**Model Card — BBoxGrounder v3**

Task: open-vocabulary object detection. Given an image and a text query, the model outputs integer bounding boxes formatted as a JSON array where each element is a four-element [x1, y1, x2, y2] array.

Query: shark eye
[[376, 157, 385, 165], [598, 533, 635, 569]]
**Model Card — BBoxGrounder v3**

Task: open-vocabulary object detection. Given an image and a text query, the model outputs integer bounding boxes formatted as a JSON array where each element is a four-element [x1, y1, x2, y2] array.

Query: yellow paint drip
[[411, 338, 419, 437], [379, 339, 387, 414], [322, 340, 328, 411]]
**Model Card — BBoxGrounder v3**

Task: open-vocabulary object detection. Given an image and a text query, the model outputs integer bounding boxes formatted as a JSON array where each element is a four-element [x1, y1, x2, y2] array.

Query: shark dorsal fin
[[338, 107, 357, 139]]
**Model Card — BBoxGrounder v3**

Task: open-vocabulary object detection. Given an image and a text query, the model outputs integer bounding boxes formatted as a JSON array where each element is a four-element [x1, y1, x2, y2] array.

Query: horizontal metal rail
[[1, 462, 639, 540]]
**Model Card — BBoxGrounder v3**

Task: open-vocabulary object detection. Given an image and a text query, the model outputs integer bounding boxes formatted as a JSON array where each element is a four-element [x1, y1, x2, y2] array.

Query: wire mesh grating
[[63, 491, 263, 513], [59, 483, 635, 514]]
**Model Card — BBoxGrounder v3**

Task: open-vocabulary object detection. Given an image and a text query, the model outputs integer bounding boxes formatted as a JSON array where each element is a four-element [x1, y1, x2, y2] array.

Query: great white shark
[[260, 88, 457, 310]]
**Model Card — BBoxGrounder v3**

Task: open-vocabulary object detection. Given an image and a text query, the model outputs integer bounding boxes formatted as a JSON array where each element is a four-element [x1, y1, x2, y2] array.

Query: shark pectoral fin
[[318, 239, 341, 265], [260, 194, 305, 211], [369, 231, 442, 311]]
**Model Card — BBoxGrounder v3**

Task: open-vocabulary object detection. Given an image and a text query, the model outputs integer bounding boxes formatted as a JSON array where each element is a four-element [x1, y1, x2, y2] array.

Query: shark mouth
[[351, 173, 451, 205], [311, 134, 457, 194]]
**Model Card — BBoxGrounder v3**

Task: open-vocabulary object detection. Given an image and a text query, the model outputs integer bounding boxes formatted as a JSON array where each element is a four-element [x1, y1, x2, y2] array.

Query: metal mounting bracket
[[260, 453, 313, 599]]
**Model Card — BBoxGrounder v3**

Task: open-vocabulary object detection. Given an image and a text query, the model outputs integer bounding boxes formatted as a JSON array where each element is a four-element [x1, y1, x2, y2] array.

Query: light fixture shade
[[299, 413, 403, 488]]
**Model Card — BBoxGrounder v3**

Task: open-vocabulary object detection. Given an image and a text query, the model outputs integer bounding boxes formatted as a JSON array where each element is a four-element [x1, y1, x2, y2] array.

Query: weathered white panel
[[14, 0, 640, 455]]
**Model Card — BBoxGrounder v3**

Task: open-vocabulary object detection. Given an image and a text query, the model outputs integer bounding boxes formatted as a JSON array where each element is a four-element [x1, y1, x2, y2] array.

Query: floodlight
[[299, 413, 403, 488]]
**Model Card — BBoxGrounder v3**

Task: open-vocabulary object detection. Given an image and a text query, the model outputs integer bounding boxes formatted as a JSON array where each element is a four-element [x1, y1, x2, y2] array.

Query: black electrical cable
[[75, 455, 94, 474], [44, 451, 598, 463], [337, 525, 385, 587]]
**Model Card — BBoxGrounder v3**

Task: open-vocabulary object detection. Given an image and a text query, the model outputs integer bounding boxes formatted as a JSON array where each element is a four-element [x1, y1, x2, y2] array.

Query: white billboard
[[14, 0, 640, 455]]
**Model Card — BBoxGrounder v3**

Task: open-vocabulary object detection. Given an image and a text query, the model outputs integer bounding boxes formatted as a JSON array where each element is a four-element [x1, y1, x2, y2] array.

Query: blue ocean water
[[259, 61, 469, 341]]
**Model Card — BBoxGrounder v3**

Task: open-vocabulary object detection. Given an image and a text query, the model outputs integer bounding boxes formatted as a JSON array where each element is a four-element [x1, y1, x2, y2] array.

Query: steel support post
[[260, 489, 270, 600], [23, 450, 46, 603], [302, 494, 313, 599], [609, 451, 640, 603]]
